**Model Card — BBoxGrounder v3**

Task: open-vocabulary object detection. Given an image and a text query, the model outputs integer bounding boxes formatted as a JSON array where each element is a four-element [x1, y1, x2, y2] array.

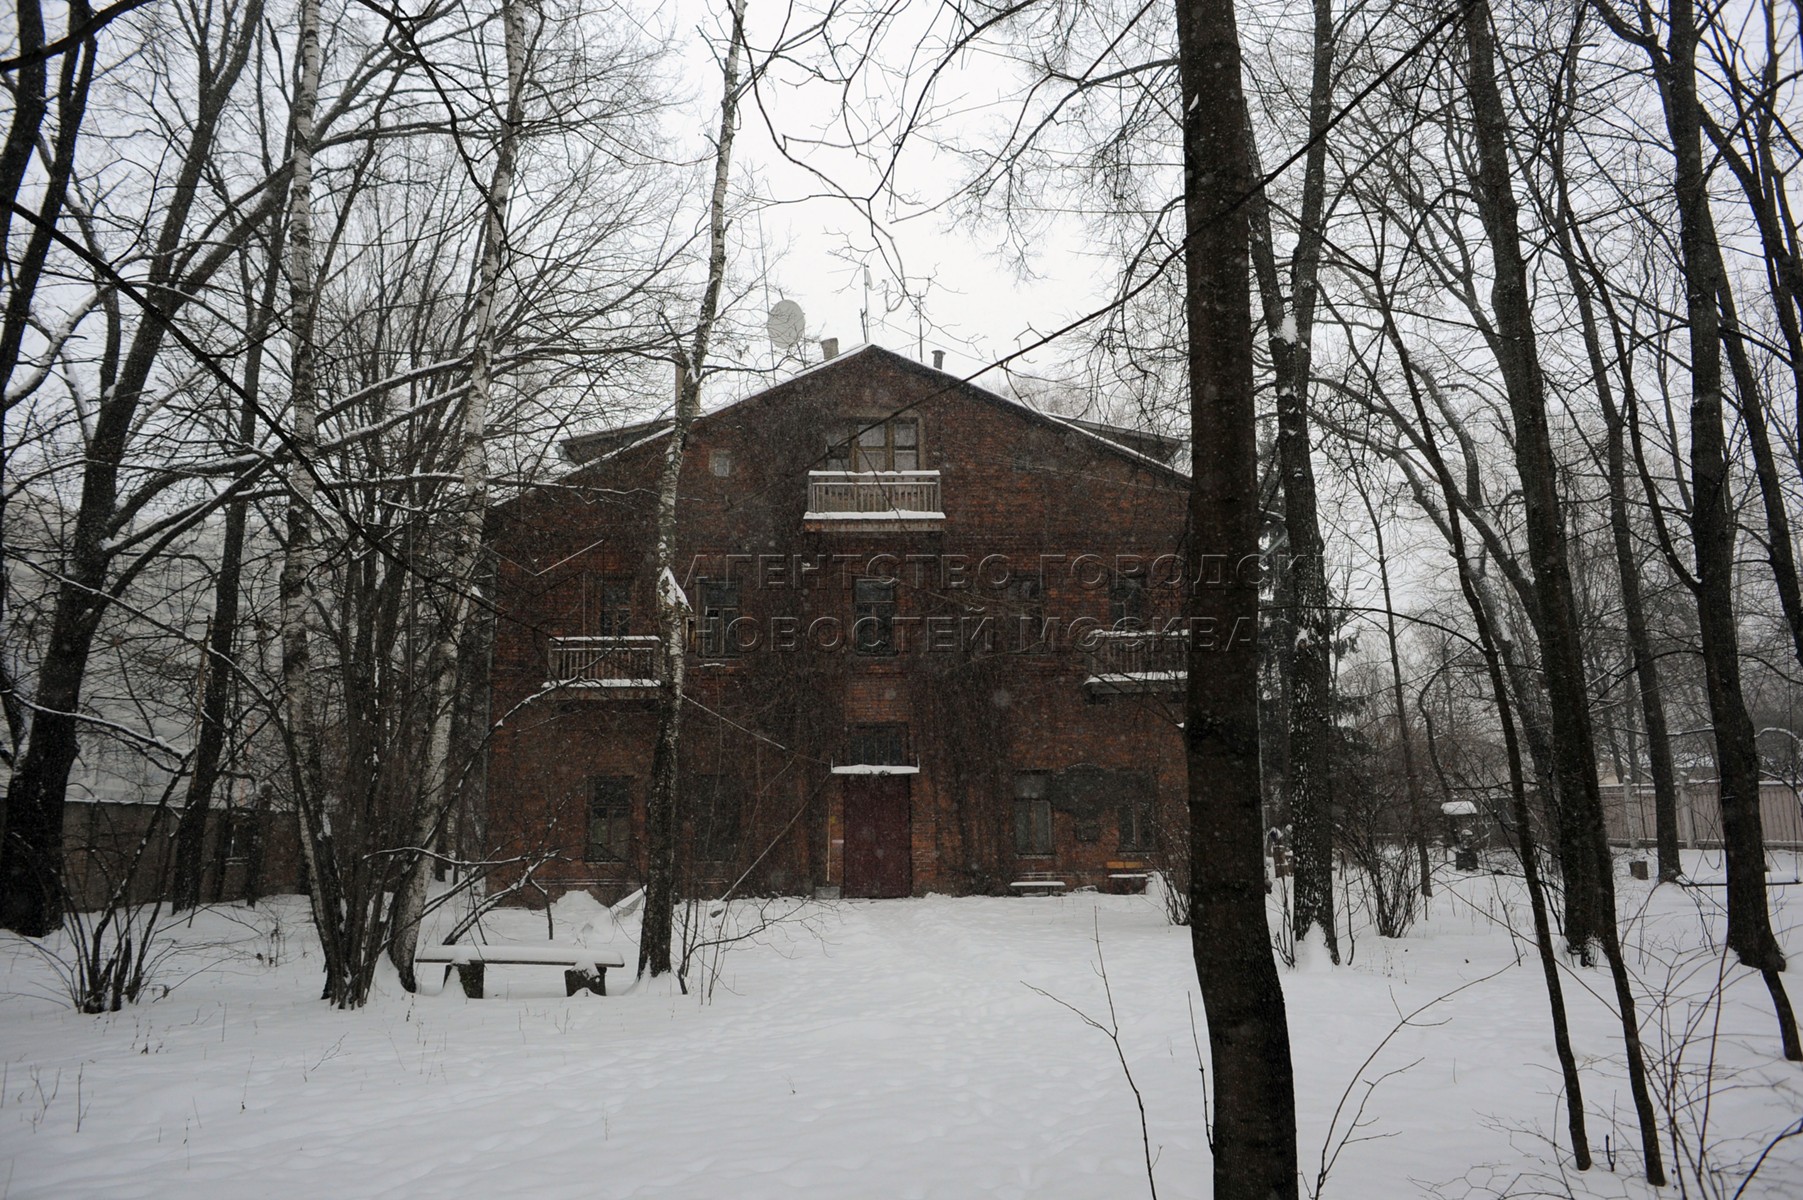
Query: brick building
[[484, 344, 1194, 902]]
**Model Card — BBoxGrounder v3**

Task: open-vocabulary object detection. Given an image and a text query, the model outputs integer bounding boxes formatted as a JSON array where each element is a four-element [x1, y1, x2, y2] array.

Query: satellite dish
[[767, 299, 806, 349]]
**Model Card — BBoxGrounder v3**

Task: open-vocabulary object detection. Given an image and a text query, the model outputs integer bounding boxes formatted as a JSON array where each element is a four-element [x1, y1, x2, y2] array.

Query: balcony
[[804, 470, 945, 532], [829, 723, 920, 774], [1080, 629, 1187, 698], [546, 635, 661, 693]]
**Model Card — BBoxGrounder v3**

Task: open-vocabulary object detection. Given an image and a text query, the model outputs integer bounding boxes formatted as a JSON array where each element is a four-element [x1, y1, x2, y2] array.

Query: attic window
[[827, 417, 919, 471]]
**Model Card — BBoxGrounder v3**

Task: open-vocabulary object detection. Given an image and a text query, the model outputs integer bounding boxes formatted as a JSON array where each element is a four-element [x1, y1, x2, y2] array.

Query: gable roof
[[558, 343, 1190, 486]]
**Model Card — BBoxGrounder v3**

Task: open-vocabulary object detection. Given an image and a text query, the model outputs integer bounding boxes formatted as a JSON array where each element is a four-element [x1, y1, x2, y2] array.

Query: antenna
[[766, 299, 806, 351], [860, 266, 872, 342]]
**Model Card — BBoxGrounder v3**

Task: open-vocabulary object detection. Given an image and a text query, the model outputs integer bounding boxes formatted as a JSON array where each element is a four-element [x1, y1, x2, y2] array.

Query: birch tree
[[640, 0, 749, 981], [388, 0, 528, 992], [271, 0, 675, 1006]]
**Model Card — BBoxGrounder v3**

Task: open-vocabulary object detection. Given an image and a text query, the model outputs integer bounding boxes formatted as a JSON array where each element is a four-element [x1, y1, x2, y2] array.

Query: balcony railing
[[1080, 628, 1187, 695], [805, 470, 944, 529], [830, 724, 920, 774], [547, 635, 661, 687]]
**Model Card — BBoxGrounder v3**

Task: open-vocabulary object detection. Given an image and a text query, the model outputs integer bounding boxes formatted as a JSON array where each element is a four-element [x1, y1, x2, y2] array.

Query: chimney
[[821, 337, 839, 360], [931, 350, 944, 371]]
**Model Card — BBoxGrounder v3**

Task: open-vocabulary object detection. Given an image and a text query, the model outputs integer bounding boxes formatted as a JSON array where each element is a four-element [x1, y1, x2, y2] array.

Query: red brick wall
[[485, 346, 1191, 903]]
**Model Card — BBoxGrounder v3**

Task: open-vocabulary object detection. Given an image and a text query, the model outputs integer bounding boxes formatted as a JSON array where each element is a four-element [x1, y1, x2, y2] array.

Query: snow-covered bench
[[414, 944, 627, 998], [1009, 873, 1067, 896]]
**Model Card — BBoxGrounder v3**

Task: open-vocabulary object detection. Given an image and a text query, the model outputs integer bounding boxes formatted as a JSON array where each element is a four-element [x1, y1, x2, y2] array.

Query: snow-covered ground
[[1, 853, 1799, 1199]]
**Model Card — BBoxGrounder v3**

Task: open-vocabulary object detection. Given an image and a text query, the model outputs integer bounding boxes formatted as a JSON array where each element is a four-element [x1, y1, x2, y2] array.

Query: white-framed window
[[827, 417, 920, 471]]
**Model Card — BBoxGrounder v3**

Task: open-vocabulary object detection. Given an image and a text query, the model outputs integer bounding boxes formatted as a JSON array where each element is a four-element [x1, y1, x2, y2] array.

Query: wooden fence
[[1602, 779, 1803, 849]]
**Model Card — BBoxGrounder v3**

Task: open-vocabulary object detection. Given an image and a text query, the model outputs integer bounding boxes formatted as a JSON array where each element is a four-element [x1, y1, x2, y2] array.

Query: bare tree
[[388, 0, 528, 992], [1178, 1, 1299, 1195], [266, 0, 678, 1006], [170, 225, 283, 912], [1593, 0, 1802, 1061], [0, 0, 279, 936], [1244, 0, 1340, 962], [1369, 277, 1595, 1170], [1536, 18, 1684, 881], [641, 0, 750, 981], [1346, 461, 1433, 901]]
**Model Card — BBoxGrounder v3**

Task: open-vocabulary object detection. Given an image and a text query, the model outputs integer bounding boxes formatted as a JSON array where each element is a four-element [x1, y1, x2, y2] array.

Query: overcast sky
[[665, 1, 1112, 389]]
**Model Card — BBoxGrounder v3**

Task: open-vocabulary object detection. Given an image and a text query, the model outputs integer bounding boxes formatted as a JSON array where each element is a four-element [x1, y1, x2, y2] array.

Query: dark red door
[[843, 776, 911, 898]]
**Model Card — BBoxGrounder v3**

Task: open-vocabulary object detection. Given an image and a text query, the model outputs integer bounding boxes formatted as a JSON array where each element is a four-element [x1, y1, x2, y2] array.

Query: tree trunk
[[390, 0, 526, 991], [639, 0, 748, 981], [1360, 478, 1432, 899], [1718, 281, 1803, 674], [173, 249, 280, 912], [0, 0, 92, 401], [1699, 78, 1803, 474], [1178, 1, 1299, 1196], [1461, 2, 1667, 1175], [1646, 0, 1798, 1056], [1464, 540, 1592, 1171], [281, 0, 357, 1005], [1243, 1, 1339, 958], [1375, 293, 1592, 1169], [1459, 0, 1611, 959], [0, 0, 48, 289], [1544, 111, 1683, 882], [0, 0, 266, 936]]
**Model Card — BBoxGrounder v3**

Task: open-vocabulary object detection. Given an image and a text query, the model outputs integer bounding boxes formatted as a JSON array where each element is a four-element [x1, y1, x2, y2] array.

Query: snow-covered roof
[[551, 343, 1188, 485]]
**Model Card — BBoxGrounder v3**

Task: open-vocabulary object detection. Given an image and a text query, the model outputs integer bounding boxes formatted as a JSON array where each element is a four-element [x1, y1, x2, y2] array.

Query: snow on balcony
[[804, 470, 944, 531], [1080, 629, 1188, 697], [546, 635, 661, 690]]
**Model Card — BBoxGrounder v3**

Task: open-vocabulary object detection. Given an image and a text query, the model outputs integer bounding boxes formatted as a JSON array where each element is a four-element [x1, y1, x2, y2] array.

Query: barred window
[[594, 578, 633, 637]]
